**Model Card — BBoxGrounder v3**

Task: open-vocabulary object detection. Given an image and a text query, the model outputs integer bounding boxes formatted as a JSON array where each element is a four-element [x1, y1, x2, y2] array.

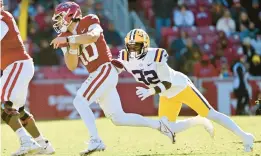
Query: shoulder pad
[[82, 14, 100, 24], [119, 49, 129, 61], [153, 48, 168, 63]]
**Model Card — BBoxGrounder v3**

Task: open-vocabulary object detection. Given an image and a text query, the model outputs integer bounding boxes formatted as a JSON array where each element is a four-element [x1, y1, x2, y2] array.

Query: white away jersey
[[118, 48, 191, 98]]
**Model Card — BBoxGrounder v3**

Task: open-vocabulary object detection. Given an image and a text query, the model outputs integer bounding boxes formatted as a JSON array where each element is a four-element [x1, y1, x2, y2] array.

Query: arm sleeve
[[149, 63, 172, 94], [0, 20, 9, 41], [156, 62, 172, 83], [88, 23, 103, 32]]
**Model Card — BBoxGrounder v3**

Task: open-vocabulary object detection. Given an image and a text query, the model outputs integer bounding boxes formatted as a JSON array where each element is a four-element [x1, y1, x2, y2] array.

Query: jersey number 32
[[132, 70, 160, 85]]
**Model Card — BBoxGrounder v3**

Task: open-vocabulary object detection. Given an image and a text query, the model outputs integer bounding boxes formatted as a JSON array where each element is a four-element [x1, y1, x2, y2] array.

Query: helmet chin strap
[[61, 20, 74, 33], [60, 25, 68, 33]]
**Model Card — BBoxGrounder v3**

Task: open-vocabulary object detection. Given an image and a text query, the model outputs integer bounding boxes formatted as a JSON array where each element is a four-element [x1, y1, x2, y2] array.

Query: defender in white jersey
[[116, 29, 255, 152]]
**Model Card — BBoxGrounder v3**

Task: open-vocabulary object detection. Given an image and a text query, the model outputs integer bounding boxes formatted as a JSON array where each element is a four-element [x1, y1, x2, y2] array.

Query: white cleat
[[36, 139, 55, 154], [159, 116, 176, 144], [80, 138, 106, 155], [243, 133, 254, 152], [11, 136, 41, 156]]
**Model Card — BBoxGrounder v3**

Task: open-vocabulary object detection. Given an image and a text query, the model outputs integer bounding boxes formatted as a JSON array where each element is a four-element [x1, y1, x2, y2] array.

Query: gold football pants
[[158, 85, 212, 121]]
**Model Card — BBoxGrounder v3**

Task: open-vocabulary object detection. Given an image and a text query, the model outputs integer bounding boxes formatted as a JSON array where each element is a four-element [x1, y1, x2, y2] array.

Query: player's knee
[[108, 113, 126, 126], [206, 109, 220, 120], [1, 101, 19, 115], [73, 96, 90, 108], [18, 107, 34, 127], [1, 101, 20, 125]]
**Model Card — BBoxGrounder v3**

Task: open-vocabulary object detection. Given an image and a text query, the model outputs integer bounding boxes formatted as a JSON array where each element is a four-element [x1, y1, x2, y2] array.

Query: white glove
[[136, 87, 155, 101]]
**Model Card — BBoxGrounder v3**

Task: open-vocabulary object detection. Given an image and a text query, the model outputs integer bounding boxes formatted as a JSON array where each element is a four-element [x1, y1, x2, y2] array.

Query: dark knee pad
[[1, 109, 12, 124], [18, 106, 33, 126], [1, 101, 19, 124], [1, 101, 19, 115]]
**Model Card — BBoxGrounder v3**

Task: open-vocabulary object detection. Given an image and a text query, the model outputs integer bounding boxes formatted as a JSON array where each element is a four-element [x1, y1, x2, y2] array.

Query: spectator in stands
[[214, 31, 232, 53], [211, 47, 226, 69], [174, 4, 194, 27], [169, 30, 188, 61], [152, 0, 176, 44], [193, 54, 218, 78], [216, 10, 236, 36], [238, 12, 252, 30], [230, 0, 247, 25], [33, 39, 60, 66], [231, 58, 250, 115], [34, 4, 47, 31], [211, 1, 225, 25], [250, 55, 261, 76], [81, 0, 95, 15], [195, 4, 212, 26], [242, 38, 261, 76], [179, 38, 202, 75], [94, 0, 109, 29], [104, 20, 123, 48], [239, 22, 259, 40], [248, 0, 260, 27], [218, 57, 232, 78], [256, 12, 261, 33], [214, 0, 229, 7], [251, 35, 261, 55]]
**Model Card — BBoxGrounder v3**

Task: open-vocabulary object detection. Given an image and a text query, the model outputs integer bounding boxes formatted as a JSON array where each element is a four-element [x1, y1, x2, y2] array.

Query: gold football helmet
[[124, 29, 150, 59]]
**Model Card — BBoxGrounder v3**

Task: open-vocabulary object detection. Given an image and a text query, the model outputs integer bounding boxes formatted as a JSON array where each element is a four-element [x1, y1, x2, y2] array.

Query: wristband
[[157, 83, 167, 92], [68, 35, 77, 44]]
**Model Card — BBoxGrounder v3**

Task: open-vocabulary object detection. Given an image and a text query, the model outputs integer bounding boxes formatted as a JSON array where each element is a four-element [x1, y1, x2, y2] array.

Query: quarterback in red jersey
[[51, 1, 177, 155], [0, 1, 54, 155]]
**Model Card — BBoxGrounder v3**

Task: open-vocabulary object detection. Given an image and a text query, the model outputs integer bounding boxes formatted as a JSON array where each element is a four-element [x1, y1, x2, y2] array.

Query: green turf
[[1, 117, 261, 156]]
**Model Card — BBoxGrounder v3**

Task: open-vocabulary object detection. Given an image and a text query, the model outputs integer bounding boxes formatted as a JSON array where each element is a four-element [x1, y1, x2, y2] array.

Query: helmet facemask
[[126, 42, 147, 59], [52, 11, 73, 33]]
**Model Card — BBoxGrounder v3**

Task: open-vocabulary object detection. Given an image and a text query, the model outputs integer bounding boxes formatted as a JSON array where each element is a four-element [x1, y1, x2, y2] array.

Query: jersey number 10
[[79, 43, 99, 65]]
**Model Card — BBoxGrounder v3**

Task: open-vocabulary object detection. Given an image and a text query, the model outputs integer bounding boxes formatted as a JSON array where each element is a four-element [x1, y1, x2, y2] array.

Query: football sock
[[73, 96, 99, 139], [16, 127, 30, 138], [169, 116, 205, 133], [207, 109, 247, 139], [34, 135, 45, 142], [23, 118, 41, 138], [110, 113, 160, 130]]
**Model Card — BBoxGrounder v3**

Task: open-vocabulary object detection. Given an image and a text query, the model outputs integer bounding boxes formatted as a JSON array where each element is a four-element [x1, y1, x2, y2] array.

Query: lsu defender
[[116, 29, 255, 152]]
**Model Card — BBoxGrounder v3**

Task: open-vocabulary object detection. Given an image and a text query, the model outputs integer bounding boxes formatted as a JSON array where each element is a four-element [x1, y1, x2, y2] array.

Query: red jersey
[[75, 14, 111, 73], [1, 11, 30, 70]]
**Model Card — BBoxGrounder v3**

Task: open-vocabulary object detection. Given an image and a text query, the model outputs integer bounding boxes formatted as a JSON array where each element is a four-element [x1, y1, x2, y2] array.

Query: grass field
[[1, 116, 261, 156]]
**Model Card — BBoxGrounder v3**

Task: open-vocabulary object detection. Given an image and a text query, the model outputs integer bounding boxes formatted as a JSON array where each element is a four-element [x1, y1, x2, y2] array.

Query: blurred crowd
[[5, 0, 261, 78], [136, 0, 261, 77], [6, 0, 123, 66]]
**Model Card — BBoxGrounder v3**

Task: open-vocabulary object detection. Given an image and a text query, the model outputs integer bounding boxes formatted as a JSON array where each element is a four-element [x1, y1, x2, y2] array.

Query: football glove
[[136, 87, 155, 101]]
